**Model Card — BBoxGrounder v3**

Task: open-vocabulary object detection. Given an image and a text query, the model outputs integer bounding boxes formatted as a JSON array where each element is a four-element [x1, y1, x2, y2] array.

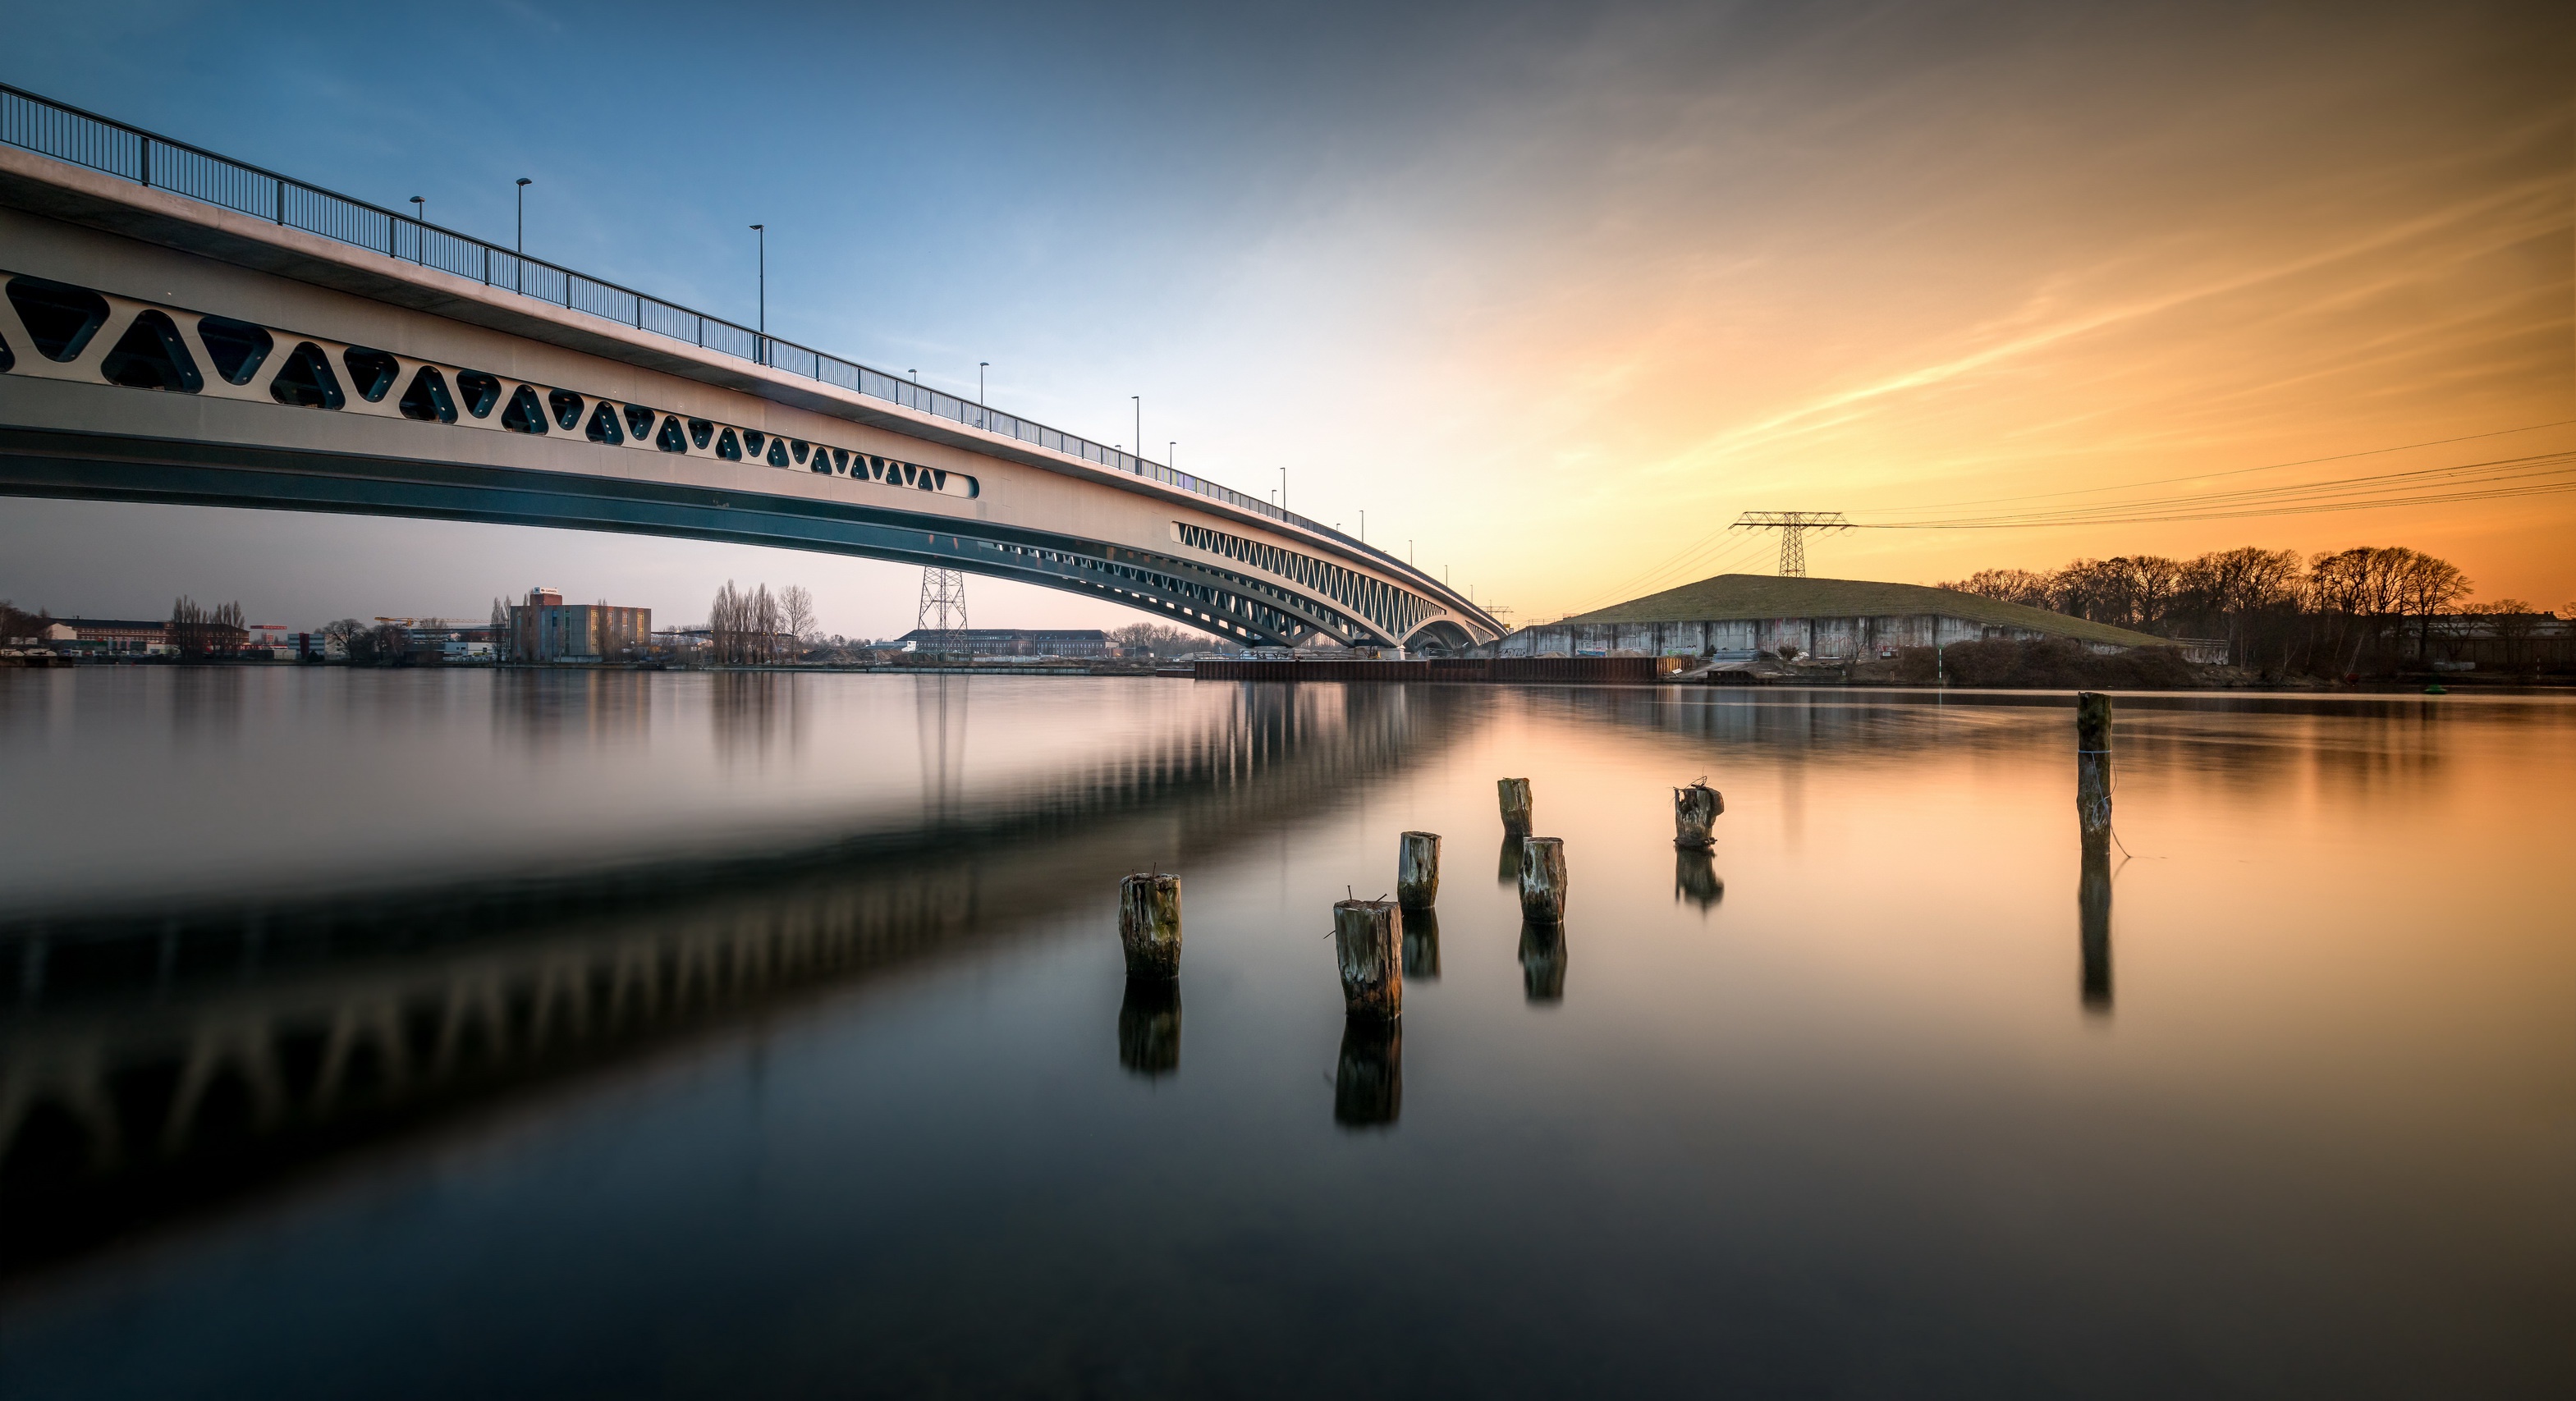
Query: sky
[[1, 0, 2569, 634]]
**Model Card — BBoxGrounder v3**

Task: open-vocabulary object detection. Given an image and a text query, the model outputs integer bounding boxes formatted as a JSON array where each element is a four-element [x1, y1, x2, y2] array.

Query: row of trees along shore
[[707, 581, 814, 664], [167, 597, 246, 657], [1937, 545, 2556, 674]]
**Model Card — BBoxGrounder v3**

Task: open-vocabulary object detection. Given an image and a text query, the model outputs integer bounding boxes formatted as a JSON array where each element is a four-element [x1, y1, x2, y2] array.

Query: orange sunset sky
[[2, 1, 2568, 633]]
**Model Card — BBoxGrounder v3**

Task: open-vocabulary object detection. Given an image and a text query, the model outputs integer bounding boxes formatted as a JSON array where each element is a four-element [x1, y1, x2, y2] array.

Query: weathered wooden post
[[1397, 831, 1441, 909], [2079, 849, 2112, 1013], [1119, 872, 1182, 978], [1497, 777, 1533, 834], [1333, 1016, 1401, 1127], [1401, 907, 1442, 980], [1519, 919, 1566, 1002], [1518, 836, 1568, 923], [1673, 781, 1723, 848], [1118, 977, 1182, 1075], [1333, 896, 1403, 1019], [1674, 847, 1723, 912], [2076, 691, 2112, 856]]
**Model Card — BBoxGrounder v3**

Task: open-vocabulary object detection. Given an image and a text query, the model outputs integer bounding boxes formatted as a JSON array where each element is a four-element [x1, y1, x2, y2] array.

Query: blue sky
[[3, 0, 2569, 633]]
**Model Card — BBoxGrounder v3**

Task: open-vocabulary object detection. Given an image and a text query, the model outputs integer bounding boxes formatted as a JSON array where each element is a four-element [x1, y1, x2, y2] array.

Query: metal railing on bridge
[[0, 84, 1483, 624]]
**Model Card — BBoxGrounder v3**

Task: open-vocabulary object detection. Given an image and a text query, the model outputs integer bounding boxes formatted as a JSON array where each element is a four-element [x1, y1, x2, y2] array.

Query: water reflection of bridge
[[0, 680, 1464, 1274]]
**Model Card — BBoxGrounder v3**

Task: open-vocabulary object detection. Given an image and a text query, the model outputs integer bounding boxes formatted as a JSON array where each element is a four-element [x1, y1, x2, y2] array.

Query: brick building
[[508, 588, 651, 662]]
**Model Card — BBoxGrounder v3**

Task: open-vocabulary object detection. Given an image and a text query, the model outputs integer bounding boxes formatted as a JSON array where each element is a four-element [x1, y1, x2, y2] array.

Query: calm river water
[[0, 670, 2567, 1398]]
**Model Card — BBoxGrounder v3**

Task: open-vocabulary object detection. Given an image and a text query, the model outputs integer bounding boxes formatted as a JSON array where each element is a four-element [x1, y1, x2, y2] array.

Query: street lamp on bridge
[[515, 178, 530, 251], [749, 224, 764, 345]]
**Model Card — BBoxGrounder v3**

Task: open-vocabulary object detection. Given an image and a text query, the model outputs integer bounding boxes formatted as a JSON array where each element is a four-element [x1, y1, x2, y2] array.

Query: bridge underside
[[0, 424, 1433, 649]]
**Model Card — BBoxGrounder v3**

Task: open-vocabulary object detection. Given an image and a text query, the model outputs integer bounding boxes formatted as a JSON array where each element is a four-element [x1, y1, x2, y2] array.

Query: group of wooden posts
[[1114, 771, 1732, 1020], [1115, 690, 2121, 1087]]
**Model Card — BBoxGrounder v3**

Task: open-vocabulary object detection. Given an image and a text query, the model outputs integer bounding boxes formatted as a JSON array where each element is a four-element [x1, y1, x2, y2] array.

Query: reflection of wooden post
[[1119, 872, 1182, 977], [1518, 837, 1567, 923], [1401, 907, 1442, 980], [2076, 691, 2112, 856], [1519, 919, 1565, 1002], [1333, 898, 1403, 1019], [1497, 777, 1533, 834], [1118, 977, 1182, 1074], [1673, 783, 1722, 848], [1398, 831, 1441, 909], [1334, 1016, 1401, 1127], [1496, 831, 1524, 886], [2079, 849, 2112, 1012], [1673, 848, 1722, 911]]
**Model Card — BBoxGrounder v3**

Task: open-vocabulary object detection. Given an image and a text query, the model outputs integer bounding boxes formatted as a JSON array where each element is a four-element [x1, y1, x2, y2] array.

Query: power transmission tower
[[917, 567, 967, 661], [1730, 511, 1852, 578]]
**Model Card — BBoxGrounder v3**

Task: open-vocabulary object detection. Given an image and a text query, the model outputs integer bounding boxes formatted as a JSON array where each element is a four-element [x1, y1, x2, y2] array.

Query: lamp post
[[1132, 396, 1141, 464], [979, 362, 988, 405], [749, 225, 765, 355], [1359, 510, 1366, 543], [408, 195, 424, 223], [515, 178, 530, 251]]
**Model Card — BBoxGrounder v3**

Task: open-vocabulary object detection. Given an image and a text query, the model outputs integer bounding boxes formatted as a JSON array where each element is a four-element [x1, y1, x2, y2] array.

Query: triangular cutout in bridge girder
[[269, 342, 344, 410], [398, 365, 456, 424], [196, 315, 272, 386], [501, 383, 548, 433], [5, 276, 110, 362], [99, 309, 204, 392]]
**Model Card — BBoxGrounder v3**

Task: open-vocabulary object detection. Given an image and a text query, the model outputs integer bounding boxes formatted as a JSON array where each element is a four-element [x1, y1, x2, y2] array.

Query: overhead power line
[[1873, 418, 2576, 517], [1857, 451, 2576, 529]]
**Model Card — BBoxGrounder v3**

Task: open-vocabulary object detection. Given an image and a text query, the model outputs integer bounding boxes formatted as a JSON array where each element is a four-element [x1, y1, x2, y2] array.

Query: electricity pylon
[[917, 567, 967, 660], [1730, 511, 1851, 578]]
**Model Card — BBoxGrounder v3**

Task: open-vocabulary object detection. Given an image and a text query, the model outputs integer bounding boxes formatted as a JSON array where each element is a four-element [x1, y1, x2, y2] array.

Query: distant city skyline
[[1, 0, 2567, 635]]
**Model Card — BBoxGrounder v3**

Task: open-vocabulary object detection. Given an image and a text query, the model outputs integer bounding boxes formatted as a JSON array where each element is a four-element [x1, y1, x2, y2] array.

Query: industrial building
[[894, 628, 1110, 658], [508, 588, 651, 663], [1497, 575, 2196, 661], [38, 617, 178, 655]]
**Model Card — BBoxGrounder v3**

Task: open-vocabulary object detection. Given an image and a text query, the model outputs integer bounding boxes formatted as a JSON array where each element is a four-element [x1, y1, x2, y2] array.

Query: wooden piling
[[1673, 782, 1723, 848], [1118, 872, 1182, 978], [1117, 977, 1182, 1075], [1397, 831, 1442, 909], [1497, 777, 1533, 834], [1333, 896, 1404, 1019], [2076, 691, 2112, 855], [1518, 836, 1568, 923]]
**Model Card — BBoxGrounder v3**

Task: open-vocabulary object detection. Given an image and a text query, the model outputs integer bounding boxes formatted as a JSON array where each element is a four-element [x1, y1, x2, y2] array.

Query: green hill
[[1557, 575, 2171, 648]]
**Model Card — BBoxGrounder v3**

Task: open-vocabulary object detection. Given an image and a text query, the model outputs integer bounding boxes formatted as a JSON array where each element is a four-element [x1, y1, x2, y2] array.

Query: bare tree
[[781, 585, 816, 653], [2, 598, 53, 642], [1938, 569, 2056, 608], [1107, 621, 1219, 658]]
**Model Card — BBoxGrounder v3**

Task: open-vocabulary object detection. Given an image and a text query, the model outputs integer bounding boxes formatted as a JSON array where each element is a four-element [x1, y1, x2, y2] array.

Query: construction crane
[[1730, 511, 1852, 578]]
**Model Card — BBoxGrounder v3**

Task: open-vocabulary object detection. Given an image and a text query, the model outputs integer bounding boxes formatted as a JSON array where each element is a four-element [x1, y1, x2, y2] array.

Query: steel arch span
[[0, 93, 1500, 651]]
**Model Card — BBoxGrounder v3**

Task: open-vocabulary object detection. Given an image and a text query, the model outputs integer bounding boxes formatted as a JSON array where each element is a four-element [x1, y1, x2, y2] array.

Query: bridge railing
[[0, 83, 1490, 630]]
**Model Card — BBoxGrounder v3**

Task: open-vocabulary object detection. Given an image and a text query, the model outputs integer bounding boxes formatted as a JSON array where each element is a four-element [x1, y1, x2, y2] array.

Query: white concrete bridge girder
[[0, 190, 1498, 648]]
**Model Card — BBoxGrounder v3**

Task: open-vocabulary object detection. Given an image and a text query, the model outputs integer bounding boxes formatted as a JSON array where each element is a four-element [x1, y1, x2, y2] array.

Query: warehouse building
[[1497, 575, 2202, 661]]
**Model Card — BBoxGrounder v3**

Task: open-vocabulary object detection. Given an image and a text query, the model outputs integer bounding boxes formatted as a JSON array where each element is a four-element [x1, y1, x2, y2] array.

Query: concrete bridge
[[0, 85, 1500, 652]]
